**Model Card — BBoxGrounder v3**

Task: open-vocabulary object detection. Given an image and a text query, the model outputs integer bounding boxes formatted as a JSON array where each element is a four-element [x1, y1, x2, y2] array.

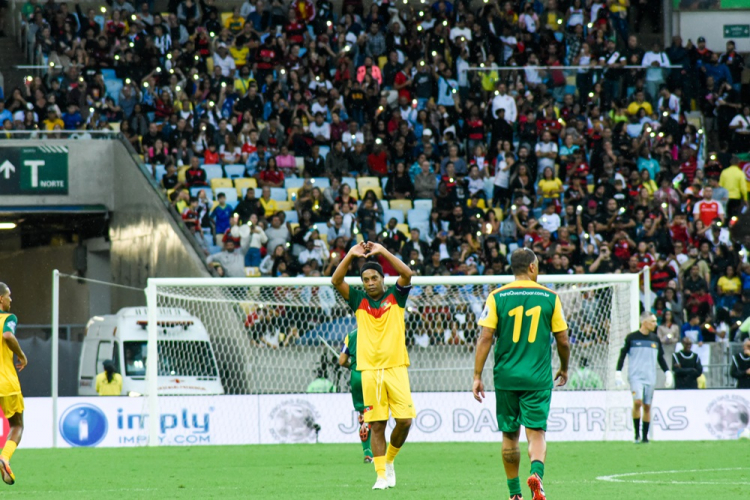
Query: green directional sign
[[0, 145, 69, 195], [724, 25, 750, 38]]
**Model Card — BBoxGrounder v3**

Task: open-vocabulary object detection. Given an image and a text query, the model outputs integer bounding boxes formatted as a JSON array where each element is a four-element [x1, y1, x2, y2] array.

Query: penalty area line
[[596, 467, 750, 486]]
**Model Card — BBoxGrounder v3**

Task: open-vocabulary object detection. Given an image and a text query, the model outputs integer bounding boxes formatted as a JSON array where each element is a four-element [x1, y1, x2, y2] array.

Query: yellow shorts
[[0, 394, 23, 419], [361, 366, 416, 423]]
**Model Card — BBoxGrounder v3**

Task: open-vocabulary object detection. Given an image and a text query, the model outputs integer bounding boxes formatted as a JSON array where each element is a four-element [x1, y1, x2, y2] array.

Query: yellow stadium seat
[[493, 208, 504, 221], [359, 186, 382, 199], [177, 166, 189, 182], [357, 176, 380, 192], [235, 178, 257, 189], [276, 201, 294, 211], [319, 233, 328, 244], [356, 233, 364, 244], [220, 12, 232, 25], [206, 56, 214, 73], [467, 198, 486, 209], [244, 267, 261, 277], [389, 199, 413, 216], [287, 187, 300, 201], [211, 178, 233, 190], [587, 184, 594, 194], [396, 223, 410, 235]]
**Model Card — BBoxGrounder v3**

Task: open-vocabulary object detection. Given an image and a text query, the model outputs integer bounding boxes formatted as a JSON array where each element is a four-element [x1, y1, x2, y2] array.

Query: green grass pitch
[[3, 441, 748, 499]]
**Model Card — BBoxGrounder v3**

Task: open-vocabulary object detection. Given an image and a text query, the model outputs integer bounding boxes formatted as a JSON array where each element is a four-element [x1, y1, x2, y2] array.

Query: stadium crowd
[[5, 0, 750, 345]]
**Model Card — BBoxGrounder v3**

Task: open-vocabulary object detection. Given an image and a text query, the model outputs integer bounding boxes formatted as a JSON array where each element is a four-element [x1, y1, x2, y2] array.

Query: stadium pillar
[[146, 280, 159, 446], [643, 266, 651, 317], [663, 0, 672, 48], [51, 269, 59, 448]]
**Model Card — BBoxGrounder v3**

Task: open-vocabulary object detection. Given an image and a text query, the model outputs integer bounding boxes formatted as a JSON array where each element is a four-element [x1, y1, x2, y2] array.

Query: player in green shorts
[[473, 248, 571, 500], [338, 329, 373, 463]]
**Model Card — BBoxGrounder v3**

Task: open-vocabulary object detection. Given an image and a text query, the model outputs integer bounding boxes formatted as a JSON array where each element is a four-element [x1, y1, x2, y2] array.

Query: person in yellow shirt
[[719, 155, 748, 217], [627, 90, 652, 117], [0, 282, 28, 486], [259, 186, 278, 218], [95, 360, 123, 396], [42, 109, 64, 131], [230, 38, 249, 67], [537, 166, 563, 200], [223, 6, 245, 34], [331, 242, 414, 491]]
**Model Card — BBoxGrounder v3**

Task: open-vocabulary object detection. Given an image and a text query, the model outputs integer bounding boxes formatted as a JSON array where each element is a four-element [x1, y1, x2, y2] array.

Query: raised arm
[[331, 243, 367, 300], [364, 242, 413, 287]]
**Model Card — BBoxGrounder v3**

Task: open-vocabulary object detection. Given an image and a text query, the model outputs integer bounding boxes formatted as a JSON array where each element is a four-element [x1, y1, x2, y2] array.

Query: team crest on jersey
[[479, 305, 489, 321], [363, 405, 373, 413]]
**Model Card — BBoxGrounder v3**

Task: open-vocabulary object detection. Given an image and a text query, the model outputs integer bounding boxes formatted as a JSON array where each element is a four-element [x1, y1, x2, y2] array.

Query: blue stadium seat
[[213, 188, 239, 205], [407, 209, 429, 227], [224, 164, 246, 179], [270, 187, 287, 201], [190, 186, 213, 201], [100, 69, 117, 80], [284, 210, 299, 223], [285, 178, 305, 189], [310, 177, 330, 188], [383, 209, 404, 224], [239, 188, 263, 199], [341, 177, 356, 191], [314, 222, 328, 235], [380, 177, 388, 191], [203, 164, 224, 180], [413, 199, 433, 211], [154, 164, 167, 181]]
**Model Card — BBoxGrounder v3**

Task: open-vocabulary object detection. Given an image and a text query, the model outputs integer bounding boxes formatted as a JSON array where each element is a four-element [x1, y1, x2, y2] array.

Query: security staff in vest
[[671, 337, 703, 389], [95, 360, 123, 396]]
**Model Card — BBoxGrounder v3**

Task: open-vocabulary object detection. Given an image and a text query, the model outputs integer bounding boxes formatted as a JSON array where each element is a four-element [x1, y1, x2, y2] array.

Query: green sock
[[530, 460, 545, 480], [507, 477, 522, 496], [362, 433, 372, 458]]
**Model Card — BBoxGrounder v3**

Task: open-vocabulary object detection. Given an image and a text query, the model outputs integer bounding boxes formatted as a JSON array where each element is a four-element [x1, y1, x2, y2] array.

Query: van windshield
[[123, 341, 219, 378]]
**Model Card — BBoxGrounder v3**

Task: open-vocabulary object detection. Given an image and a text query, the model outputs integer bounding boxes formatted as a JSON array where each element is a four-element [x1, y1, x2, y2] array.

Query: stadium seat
[[270, 187, 287, 201], [190, 186, 213, 201], [239, 187, 263, 198], [177, 166, 189, 182], [210, 178, 233, 190], [276, 201, 294, 211], [310, 177, 330, 188], [224, 165, 246, 179], [314, 222, 328, 235], [287, 187, 300, 201], [383, 209, 405, 224], [379, 200, 389, 212], [284, 210, 299, 223], [492, 208, 504, 221], [357, 177, 380, 192], [407, 209, 429, 227], [380, 177, 388, 192], [285, 178, 305, 189], [213, 187, 239, 205], [396, 223, 410, 236], [154, 164, 167, 181], [341, 176, 356, 191], [288, 222, 300, 234], [359, 186, 382, 199], [389, 199, 413, 216], [466, 198, 486, 209], [294, 157, 305, 172], [203, 164, 224, 180], [235, 178, 257, 191], [413, 199, 433, 211]]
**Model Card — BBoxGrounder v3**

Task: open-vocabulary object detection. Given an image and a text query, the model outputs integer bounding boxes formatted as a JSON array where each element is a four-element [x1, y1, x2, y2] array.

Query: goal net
[[143, 275, 638, 445]]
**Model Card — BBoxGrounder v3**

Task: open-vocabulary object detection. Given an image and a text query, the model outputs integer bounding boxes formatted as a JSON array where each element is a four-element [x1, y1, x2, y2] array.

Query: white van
[[78, 307, 224, 396]]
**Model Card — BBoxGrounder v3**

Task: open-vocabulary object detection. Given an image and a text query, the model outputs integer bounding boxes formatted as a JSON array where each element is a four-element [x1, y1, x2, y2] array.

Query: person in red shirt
[[186, 156, 208, 187], [634, 241, 655, 270], [284, 8, 306, 45], [393, 60, 413, 101], [259, 157, 285, 188], [367, 141, 389, 177], [693, 186, 725, 227]]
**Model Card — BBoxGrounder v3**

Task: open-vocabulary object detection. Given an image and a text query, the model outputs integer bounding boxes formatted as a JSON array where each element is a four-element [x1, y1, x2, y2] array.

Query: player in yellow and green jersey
[[338, 330, 373, 463], [0, 282, 27, 486], [473, 249, 571, 500], [331, 241, 414, 491]]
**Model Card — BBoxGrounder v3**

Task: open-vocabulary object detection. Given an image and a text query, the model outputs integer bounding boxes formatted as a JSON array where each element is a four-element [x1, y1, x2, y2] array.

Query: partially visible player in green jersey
[[473, 248, 571, 500], [338, 330, 373, 463]]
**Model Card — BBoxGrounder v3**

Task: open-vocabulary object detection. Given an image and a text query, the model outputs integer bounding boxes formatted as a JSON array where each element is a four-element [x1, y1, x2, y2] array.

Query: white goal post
[[144, 274, 639, 446]]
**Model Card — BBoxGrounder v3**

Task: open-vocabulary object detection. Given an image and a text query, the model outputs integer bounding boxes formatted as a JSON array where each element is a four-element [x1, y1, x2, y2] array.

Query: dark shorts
[[495, 389, 552, 433], [350, 370, 364, 412]]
